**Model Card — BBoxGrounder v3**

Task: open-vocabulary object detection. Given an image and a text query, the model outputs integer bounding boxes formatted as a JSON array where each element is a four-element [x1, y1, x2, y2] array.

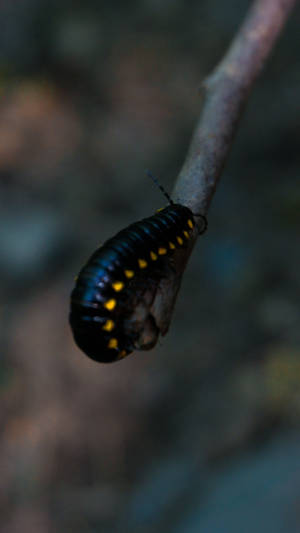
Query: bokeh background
[[1, 1, 300, 532]]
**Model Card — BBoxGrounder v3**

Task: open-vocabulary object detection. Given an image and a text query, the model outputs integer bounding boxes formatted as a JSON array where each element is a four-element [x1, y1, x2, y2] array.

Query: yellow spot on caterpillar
[[104, 299, 116, 311], [138, 259, 147, 269], [187, 219, 194, 229], [102, 319, 115, 332], [112, 281, 124, 292], [108, 338, 118, 349], [74, 275, 78, 282], [124, 269, 134, 278], [169, 242, 176, 249], [156, 207, 164, 213], [119, 350, 127, 358], [176, 236, 184, 245], [183, 230, 190, 239], [158, 247, 167, 255], [150, 251, 158, 261]]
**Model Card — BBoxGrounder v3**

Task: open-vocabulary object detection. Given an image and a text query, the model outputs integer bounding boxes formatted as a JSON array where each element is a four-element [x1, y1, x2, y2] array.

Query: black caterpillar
[[70, 176, 206, 363]]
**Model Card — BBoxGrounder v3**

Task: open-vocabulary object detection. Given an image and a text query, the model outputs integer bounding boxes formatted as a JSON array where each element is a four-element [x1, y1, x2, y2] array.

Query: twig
[[136, 0, 297, 347], [173, 0, 297, 216]]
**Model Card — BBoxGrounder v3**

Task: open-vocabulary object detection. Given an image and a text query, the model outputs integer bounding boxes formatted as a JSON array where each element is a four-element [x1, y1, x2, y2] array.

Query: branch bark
[[137, 0, 297, 349], [173, 0, 297, 216]]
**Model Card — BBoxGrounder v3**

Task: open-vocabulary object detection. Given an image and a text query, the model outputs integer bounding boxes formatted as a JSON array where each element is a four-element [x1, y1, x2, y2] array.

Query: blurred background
[[1, 1, 300, 531]]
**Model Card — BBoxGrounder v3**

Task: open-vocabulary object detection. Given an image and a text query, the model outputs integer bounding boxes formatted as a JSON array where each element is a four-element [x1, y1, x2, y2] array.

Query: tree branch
[[135, 0, 297, 349], [173, 0, 297, 216]]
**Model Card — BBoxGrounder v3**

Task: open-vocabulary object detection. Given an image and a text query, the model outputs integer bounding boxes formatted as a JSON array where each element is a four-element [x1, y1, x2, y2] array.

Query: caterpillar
[[69, 174, 206, 363]]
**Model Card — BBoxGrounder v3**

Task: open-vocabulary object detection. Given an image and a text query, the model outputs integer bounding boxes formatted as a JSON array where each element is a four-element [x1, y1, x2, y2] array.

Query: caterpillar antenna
[[146, 170, 174, 205]]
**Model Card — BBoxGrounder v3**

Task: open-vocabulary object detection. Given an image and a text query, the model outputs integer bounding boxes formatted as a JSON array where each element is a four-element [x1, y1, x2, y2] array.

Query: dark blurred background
[[1, 1, 300, 532]]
